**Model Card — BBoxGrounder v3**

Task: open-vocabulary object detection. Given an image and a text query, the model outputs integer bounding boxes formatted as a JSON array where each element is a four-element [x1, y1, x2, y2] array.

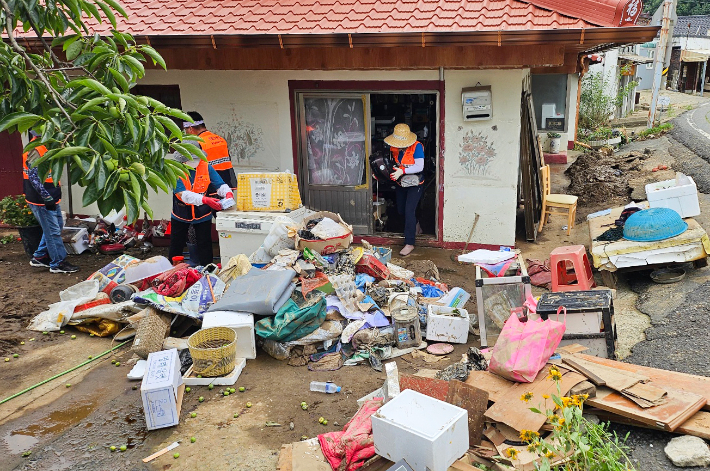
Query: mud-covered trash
[[435, 347, 488, 382]]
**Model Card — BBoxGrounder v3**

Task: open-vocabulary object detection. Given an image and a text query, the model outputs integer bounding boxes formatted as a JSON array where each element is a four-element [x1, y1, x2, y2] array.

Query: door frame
[[288, 80, 445, 245]]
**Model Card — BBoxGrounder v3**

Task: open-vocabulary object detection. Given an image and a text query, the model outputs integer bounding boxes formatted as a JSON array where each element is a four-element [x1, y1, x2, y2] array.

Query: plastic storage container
[[201, 311, 256, 360], [392, 307, 422, 348], [426, 305, 470, 344], [645, 173, 700, 218], [372, 389, 469, 471]]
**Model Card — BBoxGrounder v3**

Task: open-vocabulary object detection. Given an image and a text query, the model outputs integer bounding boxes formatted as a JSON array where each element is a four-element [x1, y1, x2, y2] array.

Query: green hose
[[0, 340, 130, 405]]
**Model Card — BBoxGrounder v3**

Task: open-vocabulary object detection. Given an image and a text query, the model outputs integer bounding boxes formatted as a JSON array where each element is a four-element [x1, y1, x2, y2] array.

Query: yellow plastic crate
[[236, 172, 302, 212]]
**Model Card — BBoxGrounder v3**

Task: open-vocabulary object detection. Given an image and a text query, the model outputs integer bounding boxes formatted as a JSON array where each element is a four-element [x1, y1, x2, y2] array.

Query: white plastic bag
[[263, 219, 297, 257], [311, 217, 349, 240], [28, 280, 100, 331]]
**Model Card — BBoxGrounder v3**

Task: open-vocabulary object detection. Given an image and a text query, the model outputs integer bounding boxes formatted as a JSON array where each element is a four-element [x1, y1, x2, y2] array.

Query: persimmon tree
[[0, 0, 199, 222]]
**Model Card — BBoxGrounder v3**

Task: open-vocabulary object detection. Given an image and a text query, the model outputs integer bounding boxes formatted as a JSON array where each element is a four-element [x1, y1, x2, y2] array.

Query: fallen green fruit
[[110, 446, 116, 452], [120, 445, 127, 452], [208, 384, 213, 390], [223, 391, 230, 396], [246, 402, 252, 408], [4, 358, 8, 362], [190, 437, 196, 443], [71, 335, 76, 339], [88, 356, 93, 359], [173, 453, 180, 459], [66, 384, 71, 388], [233, 413, 239, 418], [198, 397, 204, 402], [20, 341, 24, 345], [239, 387, 245, 392], [322, 419, 328, 425], [115, 362, 120, 367], [301, 404, 308, 410], [185, 387, 191, 393], [59, 330, 64, 334], [13, 354, 18, 358], [229, 388, 236, 394], [43, 332, 48, 335], [318, 417, 324, 424], [190, 412, 197, 418]]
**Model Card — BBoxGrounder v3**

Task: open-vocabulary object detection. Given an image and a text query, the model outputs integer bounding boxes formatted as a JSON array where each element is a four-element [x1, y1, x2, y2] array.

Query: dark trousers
[[396, 185, 424, 245], [169, 219, 214, 266]]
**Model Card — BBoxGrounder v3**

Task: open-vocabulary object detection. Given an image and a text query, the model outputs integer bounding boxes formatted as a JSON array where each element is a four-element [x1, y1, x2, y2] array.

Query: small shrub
[[0, 195, 38, 227]]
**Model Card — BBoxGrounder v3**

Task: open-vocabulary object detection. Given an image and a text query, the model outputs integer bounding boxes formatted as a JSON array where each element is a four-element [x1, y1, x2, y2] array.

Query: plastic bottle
[[310, 381, 341, 394]]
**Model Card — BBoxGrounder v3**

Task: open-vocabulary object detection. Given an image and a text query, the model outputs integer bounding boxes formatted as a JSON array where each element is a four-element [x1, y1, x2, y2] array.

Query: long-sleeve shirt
[[28, 166, 53, 201], [398, 144, 425, 175]]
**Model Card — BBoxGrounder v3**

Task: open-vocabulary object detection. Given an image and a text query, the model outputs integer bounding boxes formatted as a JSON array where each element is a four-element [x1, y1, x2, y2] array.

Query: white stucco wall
[[64, 67, 524, 246]]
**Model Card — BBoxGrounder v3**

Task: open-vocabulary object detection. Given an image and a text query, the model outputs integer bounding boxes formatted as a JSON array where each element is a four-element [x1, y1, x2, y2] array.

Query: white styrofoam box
[[426, 305, 470, 344], [563, 311, 603, 335], [646, 174, 700, 218], [201, 311, 256, 359], [372, 389, 468, 471], [61, 227, 90, 254], [183, 357, 246, 386], [140, 348, 184, 430], [216, 210, 295, 266]]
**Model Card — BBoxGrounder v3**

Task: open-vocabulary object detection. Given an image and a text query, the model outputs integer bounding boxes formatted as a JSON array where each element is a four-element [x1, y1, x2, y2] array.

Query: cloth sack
[[488, 306, 566, 383], [255, 297, 327, 342]]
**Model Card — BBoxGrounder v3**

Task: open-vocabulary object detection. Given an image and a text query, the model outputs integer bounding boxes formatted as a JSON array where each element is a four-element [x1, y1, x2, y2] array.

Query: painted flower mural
[[213, 117, 265, 167], [458, 130, 496, 176]]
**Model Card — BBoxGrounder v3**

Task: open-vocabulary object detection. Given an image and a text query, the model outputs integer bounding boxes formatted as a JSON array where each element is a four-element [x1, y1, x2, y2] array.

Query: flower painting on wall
[[458, 130, 496, 176], [213, 116, 266, 167]]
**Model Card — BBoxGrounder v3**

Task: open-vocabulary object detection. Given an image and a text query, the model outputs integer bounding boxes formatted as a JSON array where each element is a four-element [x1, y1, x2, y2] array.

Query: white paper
[[457, 249, 516, 264], [251, 178, 272, 208]]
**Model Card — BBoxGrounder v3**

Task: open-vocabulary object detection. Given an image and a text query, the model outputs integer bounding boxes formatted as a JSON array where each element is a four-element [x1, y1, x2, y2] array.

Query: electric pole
[[648, 0, 676, 128]]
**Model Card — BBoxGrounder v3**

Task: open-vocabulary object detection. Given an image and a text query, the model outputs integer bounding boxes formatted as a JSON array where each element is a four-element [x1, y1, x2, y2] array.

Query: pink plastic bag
[[488, 306, 567, 383]]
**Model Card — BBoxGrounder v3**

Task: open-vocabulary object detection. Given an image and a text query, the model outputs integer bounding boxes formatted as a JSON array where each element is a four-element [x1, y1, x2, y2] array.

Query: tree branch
[[0, 0, 77, 125]]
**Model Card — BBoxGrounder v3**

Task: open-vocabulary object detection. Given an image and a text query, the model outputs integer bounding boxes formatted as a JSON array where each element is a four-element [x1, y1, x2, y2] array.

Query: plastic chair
[[538, 165, 578, 236], [550, 245, 596, 292]]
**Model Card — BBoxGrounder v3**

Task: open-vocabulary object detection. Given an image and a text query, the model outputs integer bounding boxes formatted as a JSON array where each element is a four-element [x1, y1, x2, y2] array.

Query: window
[[646, 50, 655, 69], [531, 74, 568, 131]]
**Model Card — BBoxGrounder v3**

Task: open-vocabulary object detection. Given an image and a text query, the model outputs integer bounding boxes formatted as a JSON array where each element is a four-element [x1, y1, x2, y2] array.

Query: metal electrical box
[[462, 86, 492, 121]]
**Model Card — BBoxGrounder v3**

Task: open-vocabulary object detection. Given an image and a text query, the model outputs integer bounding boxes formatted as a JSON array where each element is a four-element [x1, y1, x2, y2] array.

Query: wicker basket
[[132, 307, 170, 359], [187, 327, 237, 377]]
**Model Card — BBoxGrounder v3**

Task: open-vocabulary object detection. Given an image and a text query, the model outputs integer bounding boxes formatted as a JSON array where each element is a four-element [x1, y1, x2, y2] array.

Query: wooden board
[[587, 386, 706, 432], [277, 444, 293, 471], [561, 357, 607, 386], [445, 380, 489, 446], [564, 354, 646, 391], [400, 374, 449, 401], [591, 409, 710, 441], [484, 368, 586, 432], [575, 353, 710, 411], [465, 370, 515, 403]]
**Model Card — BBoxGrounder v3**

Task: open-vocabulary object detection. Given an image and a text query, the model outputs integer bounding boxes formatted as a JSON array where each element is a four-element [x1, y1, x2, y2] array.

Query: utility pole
[[648, 0, 676, 128]]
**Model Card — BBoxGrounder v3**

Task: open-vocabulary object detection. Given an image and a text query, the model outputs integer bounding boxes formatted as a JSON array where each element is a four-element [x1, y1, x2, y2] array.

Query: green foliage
[[547, 132, 562, 139], [645, 0, 710, 16], [506, 366, 636, 471], [0, 0, 199, 223], [0, 195, 38, 227], [638, 122, 674, 138], [578, 70, 638, 137]]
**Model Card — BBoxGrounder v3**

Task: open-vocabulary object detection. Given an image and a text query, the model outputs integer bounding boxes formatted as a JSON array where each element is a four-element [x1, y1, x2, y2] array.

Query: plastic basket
[[187, 327, 237, 377]]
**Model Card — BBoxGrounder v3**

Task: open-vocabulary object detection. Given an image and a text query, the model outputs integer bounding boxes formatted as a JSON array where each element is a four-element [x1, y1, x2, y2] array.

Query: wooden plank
[[587, 386, 706, 432], [565, 354, 647, 391], [400, 374, 450, 401], [591, 409, 710, 441], [445, 380, 489, 446], [465, 370, 515, 403], [569, 380, 597, 398], [575, 353, 710, 411], [277, 444, 293, 471], [561, 357, 607, 386], [484, 368, 586, 432]]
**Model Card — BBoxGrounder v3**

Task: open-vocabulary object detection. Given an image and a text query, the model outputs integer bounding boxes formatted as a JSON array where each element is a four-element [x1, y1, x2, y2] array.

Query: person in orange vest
[[168, 151, 233, 266], [182, 111, 237, 191], [23, 131, 79, 273], [385, 123, 425, 257]]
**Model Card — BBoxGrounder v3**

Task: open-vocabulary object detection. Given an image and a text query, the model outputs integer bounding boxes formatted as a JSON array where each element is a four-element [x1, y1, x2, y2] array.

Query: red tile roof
[[82, 0, 633, 37]]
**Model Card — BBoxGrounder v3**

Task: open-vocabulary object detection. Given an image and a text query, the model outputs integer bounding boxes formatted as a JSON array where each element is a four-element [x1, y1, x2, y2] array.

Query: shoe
[[30, 256, 51, 268], [50, 261, 80, 274], [399, 244, 415, 256]]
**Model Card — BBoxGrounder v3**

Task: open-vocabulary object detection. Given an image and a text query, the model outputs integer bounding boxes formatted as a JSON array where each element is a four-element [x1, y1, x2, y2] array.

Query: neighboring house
[[12, 0, 657, 247], [667, 15, 710, 94]]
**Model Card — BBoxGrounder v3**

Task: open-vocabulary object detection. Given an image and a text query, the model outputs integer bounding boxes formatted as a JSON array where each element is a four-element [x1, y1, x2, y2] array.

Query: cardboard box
[[646, 174, 700, 218], [372, 389, 468, 471], [140, 348, 184, 430], [236, 172, 302, 212], [295, 211, 353, 255]]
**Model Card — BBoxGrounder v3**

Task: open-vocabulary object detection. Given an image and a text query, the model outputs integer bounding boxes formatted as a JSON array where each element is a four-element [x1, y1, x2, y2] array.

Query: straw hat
[[384, 123, 417, 148]]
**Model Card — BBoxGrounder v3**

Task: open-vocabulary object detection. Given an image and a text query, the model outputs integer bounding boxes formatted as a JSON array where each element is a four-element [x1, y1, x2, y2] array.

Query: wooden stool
[[550, 245, 596, 292]]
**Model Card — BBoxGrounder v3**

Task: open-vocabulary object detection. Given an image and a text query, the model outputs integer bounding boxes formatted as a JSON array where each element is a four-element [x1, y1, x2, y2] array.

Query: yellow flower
[[527, 443, 538, 453], [542, 394, 550, 399], [548, 365, 563, 382], [519, 429, 540, 442], [504, 448, 519, 460], [548, 414, 558, 423], [561, 396, 573, 408], [557, 417, 565, 425], [545, 451, 555, 459], [520, 392, 534, 403]]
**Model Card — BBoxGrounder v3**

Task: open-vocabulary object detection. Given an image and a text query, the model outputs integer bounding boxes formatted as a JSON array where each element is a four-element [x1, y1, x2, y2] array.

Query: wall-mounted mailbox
[[462, 86, 492, 121]]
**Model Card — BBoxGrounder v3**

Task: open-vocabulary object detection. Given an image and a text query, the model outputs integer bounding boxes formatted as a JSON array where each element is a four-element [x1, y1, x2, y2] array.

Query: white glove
[[178, 190, 204, 206], [390, 167, 404, 181], [216, 184, 232, 198]]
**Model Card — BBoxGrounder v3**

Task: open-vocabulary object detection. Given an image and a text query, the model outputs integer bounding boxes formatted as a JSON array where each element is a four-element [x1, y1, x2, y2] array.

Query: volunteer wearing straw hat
[[385, 123, 425, 257], [169, 151, 234, 266], [183, 111, 238, 191]]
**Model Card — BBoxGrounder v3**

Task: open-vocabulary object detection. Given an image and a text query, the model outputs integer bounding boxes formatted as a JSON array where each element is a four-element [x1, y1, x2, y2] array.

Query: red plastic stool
[[550, 245, 596, 292]]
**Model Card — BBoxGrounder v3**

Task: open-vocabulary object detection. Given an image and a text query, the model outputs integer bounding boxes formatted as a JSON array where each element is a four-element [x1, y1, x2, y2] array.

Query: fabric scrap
[[255, 297, 327, 342], [308, 352, 344, 371]]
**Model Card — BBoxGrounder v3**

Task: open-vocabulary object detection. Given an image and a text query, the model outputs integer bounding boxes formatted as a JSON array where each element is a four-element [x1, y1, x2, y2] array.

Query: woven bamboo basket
[[132, 308, 170, 359], [187, 327, 237, 377]]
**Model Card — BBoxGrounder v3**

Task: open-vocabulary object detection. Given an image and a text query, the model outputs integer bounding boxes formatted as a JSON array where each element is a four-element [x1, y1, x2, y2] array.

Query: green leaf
[[123, 188, 139, 223], [140, 45, 166, 69], [96, 194, 113, 216], [141, 200, 154, 219], [77, 96, 108, 113], [67, 78, 112, 96], [94, 0, 117, 28], [65, 39, 83, 60], [122, 54, 145, 76], [50, 159, 64, 185], [82, 180, 100, 206], [0, 112, 42, 133], [108, 67, 129, 92], [529, 407, 542, 414], [163, 107, 192, 123], [129, 171, 142, 200], [98, 136, 118, 158], [35, 147, 91, 168], [155, 115, 182, 138], [105, 170, 119, 194], [95, 160, 108, 188], [552, 396, 564, 409], [100, 0, 128, 18]]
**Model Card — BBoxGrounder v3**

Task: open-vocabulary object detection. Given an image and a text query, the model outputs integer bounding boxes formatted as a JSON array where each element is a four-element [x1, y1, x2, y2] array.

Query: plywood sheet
[[587, 386, 706, 431], [465, 370, 515, 403], [575, 353, 710, 411], [592, 409, 710, 441], [446, 380, 489, 446]]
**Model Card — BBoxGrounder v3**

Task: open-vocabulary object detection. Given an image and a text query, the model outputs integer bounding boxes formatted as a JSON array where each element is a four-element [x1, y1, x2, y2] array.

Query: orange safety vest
[[173, 160, 212, 222], [198, 130, 232, 171], [390, 141, 423, 170], [23, 142, 61, 206]]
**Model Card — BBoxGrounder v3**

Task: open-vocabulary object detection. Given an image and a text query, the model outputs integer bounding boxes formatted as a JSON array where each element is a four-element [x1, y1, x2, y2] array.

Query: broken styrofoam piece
[[127, 359, 147, 380], [182, 358, 247, 386], [383, 361, 401, 402], [357, 387, 384, 408]]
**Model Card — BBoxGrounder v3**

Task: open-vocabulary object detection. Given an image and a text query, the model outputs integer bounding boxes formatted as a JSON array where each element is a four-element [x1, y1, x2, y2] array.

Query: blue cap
[[336, 386, 341, 393]]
